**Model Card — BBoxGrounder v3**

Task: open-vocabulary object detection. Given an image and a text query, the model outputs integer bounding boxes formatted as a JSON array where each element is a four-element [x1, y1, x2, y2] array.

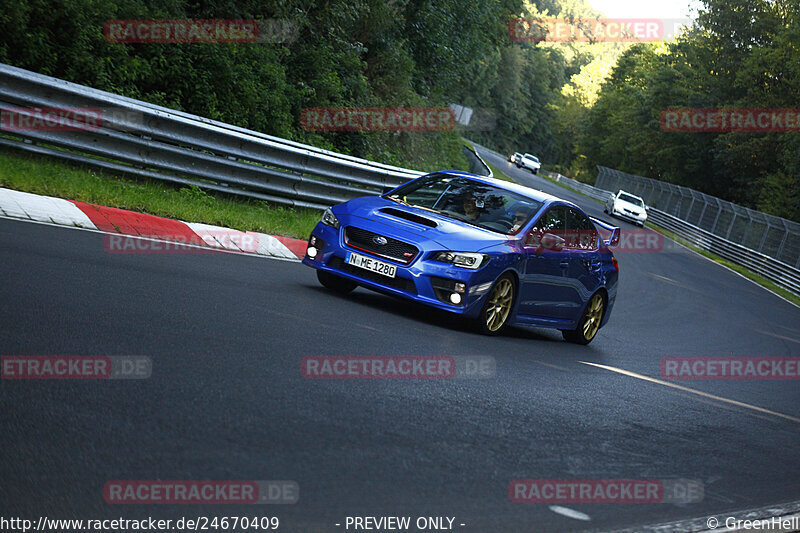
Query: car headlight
[[321, 207, 340, 229], [433, 251, 489, 269]]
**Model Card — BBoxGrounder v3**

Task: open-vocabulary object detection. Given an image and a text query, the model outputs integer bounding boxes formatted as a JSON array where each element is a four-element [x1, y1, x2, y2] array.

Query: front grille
[[344, 226, 419, 264], [327, 256, 417, 295]]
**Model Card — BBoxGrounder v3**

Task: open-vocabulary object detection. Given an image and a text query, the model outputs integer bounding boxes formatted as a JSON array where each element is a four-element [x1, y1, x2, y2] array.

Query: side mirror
[[534, 233, 567, 255]]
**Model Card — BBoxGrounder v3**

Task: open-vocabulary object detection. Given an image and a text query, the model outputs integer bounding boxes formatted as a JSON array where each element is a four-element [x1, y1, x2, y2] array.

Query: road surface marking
[[549, 505, 591, 521], [579, 361, 800, 423]]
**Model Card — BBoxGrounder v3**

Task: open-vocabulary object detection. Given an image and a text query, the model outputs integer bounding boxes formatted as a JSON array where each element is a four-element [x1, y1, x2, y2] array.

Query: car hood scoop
[[378, 207, 438, 228]]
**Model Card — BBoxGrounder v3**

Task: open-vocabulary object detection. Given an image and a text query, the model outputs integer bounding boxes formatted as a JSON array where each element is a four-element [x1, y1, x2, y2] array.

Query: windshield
[[385, 174, 543, 235], [619, 193, 644, 207]]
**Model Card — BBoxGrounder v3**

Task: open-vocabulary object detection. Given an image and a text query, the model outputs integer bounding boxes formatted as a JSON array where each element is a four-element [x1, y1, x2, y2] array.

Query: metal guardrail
[[461, 140, 493, 179], [596, 166, 800, 269], [540, 170, 611, 203], [542, 169, 800, 297], [0, 63, 425, 210], [647, 209, 800, 296]]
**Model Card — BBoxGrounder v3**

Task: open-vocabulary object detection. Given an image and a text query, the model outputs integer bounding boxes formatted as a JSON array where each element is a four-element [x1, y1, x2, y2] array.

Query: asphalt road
[[1, 166, 799, 532]]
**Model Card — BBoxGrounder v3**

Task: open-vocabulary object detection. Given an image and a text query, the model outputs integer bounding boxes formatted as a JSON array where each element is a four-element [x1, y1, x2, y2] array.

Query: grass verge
[[0, 146, 327, 239]]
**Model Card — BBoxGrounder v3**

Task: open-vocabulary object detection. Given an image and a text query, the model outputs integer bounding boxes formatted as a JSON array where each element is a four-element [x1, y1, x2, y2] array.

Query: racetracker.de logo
[[103, 19, 259, 43], [104, 232, 260, 254], [509, 479, 703, 504], [1, 107, 103, 132], [301, 356, 495, 379], [660, 108, 800, 132], [1, 356, 151, 379], [525, 229, 665, 253], [104, 481, 298, 504], [300, 107, 456, 132], [660, 357, 800, 380], [509, 18, 666, 43]]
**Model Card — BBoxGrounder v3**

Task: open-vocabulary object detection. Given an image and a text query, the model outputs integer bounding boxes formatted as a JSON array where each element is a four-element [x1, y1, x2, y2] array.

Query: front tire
[[476, 274, 516, 336], [317, 270, 357, 295], [562, 293, 605, 345]]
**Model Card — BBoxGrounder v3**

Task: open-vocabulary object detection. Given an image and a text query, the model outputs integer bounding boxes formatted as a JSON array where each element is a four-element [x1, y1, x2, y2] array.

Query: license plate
[[345, 251, 397, 278]]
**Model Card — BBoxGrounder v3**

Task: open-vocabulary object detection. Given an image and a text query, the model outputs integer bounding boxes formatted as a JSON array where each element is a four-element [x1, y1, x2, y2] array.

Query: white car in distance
[[518, 153, 541, 174], [605, 190, 648, 227]]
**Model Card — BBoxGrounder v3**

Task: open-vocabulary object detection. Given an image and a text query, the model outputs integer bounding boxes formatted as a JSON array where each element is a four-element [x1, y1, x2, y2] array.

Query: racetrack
[[2, 161, 800, 531]]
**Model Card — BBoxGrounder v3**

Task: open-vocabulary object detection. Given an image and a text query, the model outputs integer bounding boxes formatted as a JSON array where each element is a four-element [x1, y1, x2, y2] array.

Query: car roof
[[618, 190, 645, 201], [431, 170, 577, 210]]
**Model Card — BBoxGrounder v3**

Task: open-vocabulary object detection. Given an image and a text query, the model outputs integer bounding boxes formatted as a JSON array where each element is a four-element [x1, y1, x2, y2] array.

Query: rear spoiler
[[590, 217, 620, 247]]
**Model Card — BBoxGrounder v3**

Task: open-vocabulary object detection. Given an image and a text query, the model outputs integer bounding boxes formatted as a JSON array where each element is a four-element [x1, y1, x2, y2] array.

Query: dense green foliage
[[0, 0, 796, 220], [576, 0, 800, 221], [0, 0, 499, 170]]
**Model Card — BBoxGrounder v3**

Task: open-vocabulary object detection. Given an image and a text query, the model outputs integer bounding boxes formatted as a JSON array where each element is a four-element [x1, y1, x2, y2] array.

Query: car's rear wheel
[[476, 274, 515, 336], [317, 270, 357, 295], [562, 293, 605, 345]]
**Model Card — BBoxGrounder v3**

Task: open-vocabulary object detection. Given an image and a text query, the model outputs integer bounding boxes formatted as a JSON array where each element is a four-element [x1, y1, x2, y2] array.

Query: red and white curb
[[0, 187, 307, 260]]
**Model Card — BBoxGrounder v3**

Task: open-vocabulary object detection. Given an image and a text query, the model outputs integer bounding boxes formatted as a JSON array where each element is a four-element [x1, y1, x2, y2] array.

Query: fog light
[[307, 246, 318, 258], [454, 282, 466, 293], [449, 293, 462, 305]]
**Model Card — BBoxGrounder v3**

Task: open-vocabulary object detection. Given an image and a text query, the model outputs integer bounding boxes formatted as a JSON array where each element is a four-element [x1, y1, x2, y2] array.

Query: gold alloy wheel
[[485, 278, 514, 332], [582, 293, 604, 340]]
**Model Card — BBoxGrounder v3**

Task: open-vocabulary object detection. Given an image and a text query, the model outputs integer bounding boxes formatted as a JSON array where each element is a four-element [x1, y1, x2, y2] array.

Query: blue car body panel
[[302, 171, 618, 332]]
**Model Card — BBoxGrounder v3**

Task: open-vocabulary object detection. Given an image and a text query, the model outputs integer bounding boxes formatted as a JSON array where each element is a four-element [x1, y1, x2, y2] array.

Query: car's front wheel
[[562, 293, 605, 345], [317, 270, 357, 295], [476, 274, 516, 336]]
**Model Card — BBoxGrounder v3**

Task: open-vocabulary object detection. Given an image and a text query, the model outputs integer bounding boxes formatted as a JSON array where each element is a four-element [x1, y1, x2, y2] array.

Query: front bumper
[[302, 224, 498, 319], [612, 207, 646, 225]]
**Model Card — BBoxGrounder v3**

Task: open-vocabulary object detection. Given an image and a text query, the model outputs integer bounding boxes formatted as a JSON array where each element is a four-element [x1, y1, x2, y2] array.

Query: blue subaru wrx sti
[[302, 171, 619, 344]]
